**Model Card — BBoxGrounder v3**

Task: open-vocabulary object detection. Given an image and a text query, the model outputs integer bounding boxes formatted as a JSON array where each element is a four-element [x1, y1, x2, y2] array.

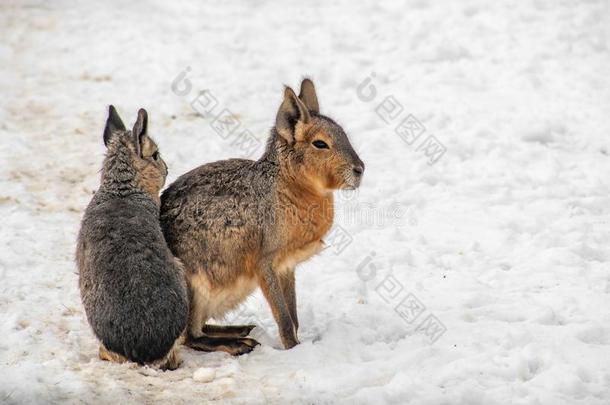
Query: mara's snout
[[342, 155, 365, 190]]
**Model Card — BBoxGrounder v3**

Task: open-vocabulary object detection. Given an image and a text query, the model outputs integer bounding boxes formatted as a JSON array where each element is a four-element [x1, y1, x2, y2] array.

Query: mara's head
[[102, 106, 168, 197], [274, 79, 364, 193]]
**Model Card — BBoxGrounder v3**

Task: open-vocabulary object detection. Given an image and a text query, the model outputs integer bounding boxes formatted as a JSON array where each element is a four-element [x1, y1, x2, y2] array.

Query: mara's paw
[[280, 324, 300, 349], [202, 324, 257, 338], [98, 344, 127, 364], [281, 335, 300, 350], [187, 336, 259, 356], [159, 346, 182, 371]]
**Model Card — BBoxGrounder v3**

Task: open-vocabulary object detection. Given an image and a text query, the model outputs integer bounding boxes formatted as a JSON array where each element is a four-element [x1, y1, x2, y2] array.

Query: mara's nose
[[353, 164, 364, 177]]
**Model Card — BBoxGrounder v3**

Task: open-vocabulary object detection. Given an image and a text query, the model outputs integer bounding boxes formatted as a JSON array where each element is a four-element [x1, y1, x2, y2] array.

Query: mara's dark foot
[[187, 336, 259, 356], [201, 324, 257, 338]]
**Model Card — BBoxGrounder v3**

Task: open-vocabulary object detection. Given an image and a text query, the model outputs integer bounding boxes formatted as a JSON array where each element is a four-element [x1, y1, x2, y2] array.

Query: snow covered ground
[[1, 0, 610, 403]]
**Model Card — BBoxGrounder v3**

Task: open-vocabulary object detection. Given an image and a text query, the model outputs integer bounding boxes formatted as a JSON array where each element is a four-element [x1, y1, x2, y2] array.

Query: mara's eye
[[312, 140, 329, 149], [152, 151, 160, 161]]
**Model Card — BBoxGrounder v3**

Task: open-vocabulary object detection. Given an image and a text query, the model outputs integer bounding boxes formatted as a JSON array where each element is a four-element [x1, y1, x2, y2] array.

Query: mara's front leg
[[258, 262, 299, 349], [279, 268, 298, 332]]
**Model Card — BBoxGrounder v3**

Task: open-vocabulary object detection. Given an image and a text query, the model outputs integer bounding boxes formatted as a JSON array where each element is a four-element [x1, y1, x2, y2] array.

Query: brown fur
[[133, 136, 167, 205], [161, 79, 364, 351], [99, 344, 127, 364]]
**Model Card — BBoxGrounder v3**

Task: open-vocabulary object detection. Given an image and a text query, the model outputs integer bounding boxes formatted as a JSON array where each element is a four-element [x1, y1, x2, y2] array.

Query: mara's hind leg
[[157, 339, 183, 371], [99, 339, 183, 370], [187, 272, 258, 354], [202, 324, 257, 338], [186, 335, 259, 356], [99, 344, 127, 364], [188, 279, 209, 339]]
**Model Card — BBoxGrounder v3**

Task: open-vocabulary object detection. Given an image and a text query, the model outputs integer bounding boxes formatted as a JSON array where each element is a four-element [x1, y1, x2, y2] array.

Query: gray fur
[[77, 106, 188, 365]]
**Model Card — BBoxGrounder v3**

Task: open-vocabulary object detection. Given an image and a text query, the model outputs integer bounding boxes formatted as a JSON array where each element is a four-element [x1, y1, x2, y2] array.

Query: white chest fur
[[189, 272, 258, 323]]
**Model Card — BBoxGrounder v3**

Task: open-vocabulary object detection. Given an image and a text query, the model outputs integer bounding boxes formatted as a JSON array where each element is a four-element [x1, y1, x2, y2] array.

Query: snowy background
[[1, 0, 610, 403]]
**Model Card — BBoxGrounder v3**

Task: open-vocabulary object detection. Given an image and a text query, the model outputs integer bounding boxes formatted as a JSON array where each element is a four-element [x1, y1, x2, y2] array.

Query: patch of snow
[[1, 0, 610, 404]]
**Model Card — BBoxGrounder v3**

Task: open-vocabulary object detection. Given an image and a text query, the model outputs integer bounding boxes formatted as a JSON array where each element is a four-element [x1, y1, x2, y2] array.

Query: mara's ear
[[103, 105, 126, 146], [298, 78, 319, 114], [276, 86, 311, 144], [131, 108, 148, 157]]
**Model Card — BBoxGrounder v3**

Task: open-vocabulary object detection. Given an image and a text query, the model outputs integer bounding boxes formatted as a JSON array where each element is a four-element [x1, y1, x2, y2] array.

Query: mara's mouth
[[339, 163, 364, 191], [341, 177, 362, 190], [320, 169, 363, 192]]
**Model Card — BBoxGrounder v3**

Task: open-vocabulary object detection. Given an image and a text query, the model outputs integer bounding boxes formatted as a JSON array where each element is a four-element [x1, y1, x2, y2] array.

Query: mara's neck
[[100, 146, 159, 206], [258, 128, 284, 166]]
